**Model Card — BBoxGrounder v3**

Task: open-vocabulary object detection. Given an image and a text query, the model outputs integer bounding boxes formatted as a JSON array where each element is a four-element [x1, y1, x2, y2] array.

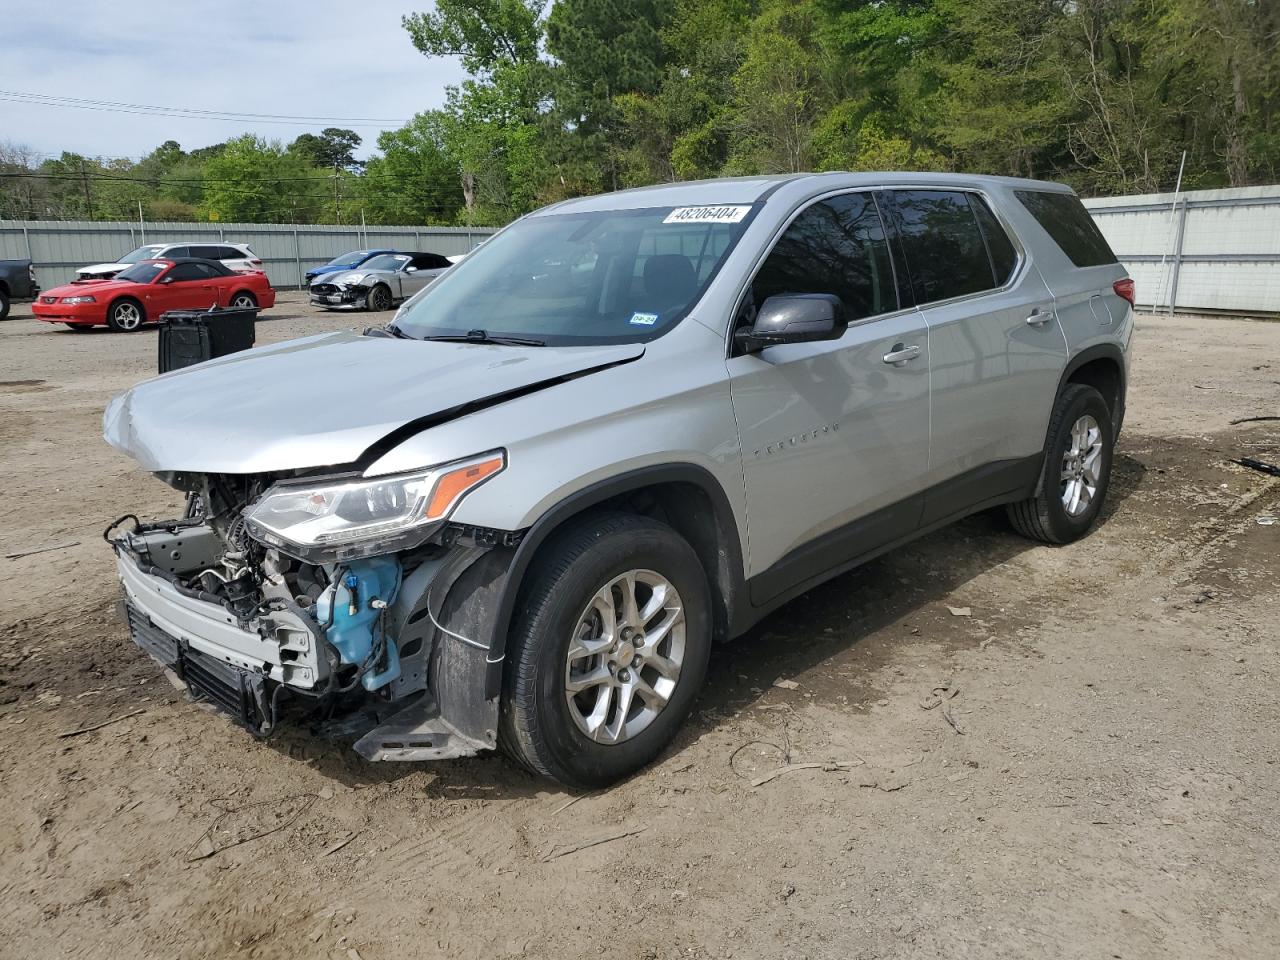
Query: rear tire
[[106, 298, 145, 332], [229, 291, 258, 309], [1007, 383, 1113, 544], [499, 513, 711, 788], [0, 290, 10, 321]]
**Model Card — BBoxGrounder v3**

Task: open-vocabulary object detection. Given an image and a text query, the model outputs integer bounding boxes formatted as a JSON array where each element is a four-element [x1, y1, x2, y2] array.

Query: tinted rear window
[[889, 190, 995, 303], [1015, 190, 1117, 267]]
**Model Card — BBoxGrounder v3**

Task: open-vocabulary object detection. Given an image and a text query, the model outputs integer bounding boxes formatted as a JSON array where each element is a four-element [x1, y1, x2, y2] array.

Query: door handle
[[1026, 307, 1054, 326], [882, 343, 921, 366]]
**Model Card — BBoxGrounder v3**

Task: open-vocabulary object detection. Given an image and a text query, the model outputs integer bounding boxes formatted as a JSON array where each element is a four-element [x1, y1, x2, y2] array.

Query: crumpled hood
[[104, 330, 644, 473]]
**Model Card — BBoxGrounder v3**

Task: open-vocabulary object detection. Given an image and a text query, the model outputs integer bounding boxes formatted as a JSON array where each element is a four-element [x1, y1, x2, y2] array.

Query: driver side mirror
[[160, 276, 175, 284], [736, 294, 847, 351], [405, 266, 419, 273]]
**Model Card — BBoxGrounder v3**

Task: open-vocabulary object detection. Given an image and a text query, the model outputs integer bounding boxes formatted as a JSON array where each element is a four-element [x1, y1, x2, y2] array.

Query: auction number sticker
[[663, 205, 751, 225]]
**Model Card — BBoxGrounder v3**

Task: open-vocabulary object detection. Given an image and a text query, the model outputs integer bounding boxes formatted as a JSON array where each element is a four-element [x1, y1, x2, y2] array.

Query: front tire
[[1007, 383, 1114, 544], [106, 298, 145, 332], [499, 513, 712, 788], [367, 284, 392, 312]]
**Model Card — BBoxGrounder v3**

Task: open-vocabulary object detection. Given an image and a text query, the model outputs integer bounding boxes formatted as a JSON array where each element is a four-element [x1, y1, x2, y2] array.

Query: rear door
[[728, 191, 931, 599], [884, 189, 1064, 519]]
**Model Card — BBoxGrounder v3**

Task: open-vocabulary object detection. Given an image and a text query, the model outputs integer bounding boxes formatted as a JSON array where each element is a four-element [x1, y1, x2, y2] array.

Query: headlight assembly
[[62, 295, 97, 304], [243, 451, 505, 562]]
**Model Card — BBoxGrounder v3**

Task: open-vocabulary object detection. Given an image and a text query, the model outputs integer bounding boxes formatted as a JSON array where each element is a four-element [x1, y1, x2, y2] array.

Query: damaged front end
[[109, 459, 518, 761], [309, 279, 371, 310]]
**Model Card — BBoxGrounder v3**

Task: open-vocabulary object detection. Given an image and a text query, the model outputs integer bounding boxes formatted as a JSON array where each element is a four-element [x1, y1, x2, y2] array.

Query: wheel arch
[[1058, 343, 1126, 434], [482, 463, 747, 698]]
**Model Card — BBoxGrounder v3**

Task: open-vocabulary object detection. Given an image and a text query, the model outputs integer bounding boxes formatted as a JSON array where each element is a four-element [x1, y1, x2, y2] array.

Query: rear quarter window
[[1014, 190, 1117, 267]]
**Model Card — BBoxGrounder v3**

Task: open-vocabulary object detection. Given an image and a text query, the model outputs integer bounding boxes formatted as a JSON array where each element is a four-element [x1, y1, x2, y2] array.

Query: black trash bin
[[158, 305, 257, 374]]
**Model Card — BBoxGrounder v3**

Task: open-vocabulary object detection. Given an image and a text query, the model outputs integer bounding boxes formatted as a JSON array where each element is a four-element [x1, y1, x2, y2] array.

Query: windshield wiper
[[420, 329, 546, 347]]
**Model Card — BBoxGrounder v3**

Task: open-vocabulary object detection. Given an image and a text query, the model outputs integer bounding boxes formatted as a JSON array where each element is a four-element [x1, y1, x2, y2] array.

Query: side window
[[1014, 190, 1117, 267], [890, 190, 996, 303], [165, 263, 207, 282], [749, 193, 896, 323], [190, 245, 222, 260], [217, 246, 245, 261], [969, 196, 1018, 285], [164, 246, 190, 259]]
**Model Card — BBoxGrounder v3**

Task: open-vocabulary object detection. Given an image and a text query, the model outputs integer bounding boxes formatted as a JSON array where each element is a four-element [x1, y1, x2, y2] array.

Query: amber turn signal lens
[[425, 454, 505, 520]]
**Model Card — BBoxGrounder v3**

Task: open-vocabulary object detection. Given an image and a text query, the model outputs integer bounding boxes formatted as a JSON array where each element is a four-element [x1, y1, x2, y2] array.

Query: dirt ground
[[1, 294, 1277, 960]]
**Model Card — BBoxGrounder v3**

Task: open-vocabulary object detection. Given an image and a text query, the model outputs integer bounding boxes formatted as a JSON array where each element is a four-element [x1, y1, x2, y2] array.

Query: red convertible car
[[33, 258, 276, 332]]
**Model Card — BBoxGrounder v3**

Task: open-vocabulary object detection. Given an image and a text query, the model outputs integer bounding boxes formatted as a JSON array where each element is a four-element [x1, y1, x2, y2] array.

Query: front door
[[727, 192, 931, 605]]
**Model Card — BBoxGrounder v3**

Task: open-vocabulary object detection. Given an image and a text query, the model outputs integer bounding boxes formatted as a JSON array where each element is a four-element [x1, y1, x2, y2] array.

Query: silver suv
[[104, 173, 1133, 788]]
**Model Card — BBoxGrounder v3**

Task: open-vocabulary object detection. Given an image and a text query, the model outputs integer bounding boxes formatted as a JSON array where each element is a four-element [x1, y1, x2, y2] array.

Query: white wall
[[1083, 186, 1280, 315]]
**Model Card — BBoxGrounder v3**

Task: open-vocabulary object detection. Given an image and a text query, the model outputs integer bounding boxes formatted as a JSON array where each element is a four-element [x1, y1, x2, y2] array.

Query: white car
[[76, 242, 262, 280]]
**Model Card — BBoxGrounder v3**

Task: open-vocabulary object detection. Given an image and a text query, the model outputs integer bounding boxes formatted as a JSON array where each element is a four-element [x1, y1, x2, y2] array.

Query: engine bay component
[[317, 555, 403, 691]]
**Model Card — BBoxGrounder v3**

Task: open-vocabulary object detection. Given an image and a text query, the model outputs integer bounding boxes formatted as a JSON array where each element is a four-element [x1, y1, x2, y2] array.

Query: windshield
[[359, 254, 410, 273], [116, 262, 166, 284], [393, 204, 756, 345], [119, 245, 165, 264], [326, 250, 372, 268]]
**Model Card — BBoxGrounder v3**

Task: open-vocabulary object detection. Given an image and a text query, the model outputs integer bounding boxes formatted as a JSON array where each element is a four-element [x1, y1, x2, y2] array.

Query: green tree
[[289, 128, 364, 171], [360, 116, 465, 224], [201, 135, 328, 222]]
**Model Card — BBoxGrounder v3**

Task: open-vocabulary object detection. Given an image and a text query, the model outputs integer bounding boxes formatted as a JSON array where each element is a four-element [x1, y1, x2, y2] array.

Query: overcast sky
[[1, 1, 467, 162]]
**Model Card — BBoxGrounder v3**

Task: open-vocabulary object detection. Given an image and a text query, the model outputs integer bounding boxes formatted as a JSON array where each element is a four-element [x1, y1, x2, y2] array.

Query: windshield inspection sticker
[[663, 205, 751, 225], [629, 312, 660, 326]]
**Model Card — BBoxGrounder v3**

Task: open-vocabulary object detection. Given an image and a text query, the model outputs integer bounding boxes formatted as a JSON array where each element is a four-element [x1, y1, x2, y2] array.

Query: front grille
[[311, 283, 339, 295]]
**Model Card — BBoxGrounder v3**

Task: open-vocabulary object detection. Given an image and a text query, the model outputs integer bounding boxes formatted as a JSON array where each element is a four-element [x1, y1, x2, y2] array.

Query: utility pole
[[80, 160, 93, 220], [333, 164, 342, 225]]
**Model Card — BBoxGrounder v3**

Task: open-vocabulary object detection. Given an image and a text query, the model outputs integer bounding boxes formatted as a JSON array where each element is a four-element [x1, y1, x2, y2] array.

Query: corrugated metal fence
[[1083, 186, 1280, 316], [0, 220, 498, 290]]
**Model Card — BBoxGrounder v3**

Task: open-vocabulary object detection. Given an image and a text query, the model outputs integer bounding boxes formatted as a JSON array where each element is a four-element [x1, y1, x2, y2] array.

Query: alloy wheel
[[1060, 414, 1103, 517], [113, 302, 142, 330], [564, 569, 686, 744]]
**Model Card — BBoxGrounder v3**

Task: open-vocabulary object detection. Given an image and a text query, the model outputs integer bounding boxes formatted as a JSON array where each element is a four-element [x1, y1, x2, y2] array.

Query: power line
[[0, 90, 411, 128]]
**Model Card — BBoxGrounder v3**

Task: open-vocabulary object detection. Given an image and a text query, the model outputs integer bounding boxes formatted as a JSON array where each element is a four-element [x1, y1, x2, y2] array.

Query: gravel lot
[[1, 294, 1278, 960]]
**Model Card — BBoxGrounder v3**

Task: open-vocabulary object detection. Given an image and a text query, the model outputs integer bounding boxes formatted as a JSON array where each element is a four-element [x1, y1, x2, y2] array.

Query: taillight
[[28, 264, 36, 282], [1113, 278, 1135, 307], [250, 258, 263, 266]]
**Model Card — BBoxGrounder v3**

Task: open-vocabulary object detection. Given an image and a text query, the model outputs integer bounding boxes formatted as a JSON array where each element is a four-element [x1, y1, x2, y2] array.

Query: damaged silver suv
[[105, 173, 1133, 787]]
